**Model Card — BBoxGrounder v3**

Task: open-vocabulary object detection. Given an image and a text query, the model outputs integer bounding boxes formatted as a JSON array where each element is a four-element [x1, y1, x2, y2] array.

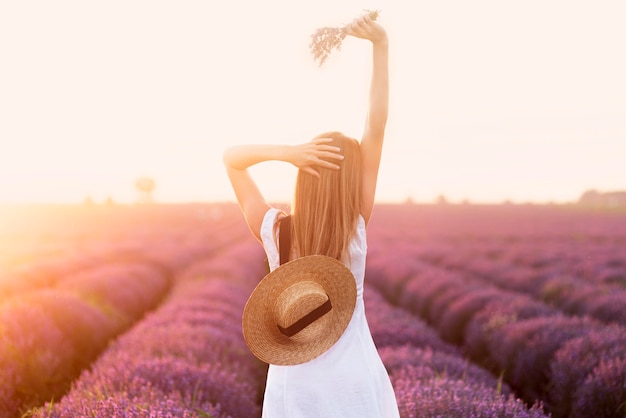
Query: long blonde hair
[[290, 132, 362, 260]]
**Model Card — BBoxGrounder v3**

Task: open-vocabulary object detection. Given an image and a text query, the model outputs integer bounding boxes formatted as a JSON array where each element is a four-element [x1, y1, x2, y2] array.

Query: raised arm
[[223, 139, 343, 241], [345, 14, 389, 225]]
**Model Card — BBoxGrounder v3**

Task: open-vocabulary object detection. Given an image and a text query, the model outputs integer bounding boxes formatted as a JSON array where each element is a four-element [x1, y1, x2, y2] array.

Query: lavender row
[[366, 250, 626, 417], [0, 261, 169, 418], [367, 204, 626, 326], [472, 312, 626, 418], [368, 204, 626, 239], [1, 203, 246, 302], [413, 241, 626, 327], [386, 359, 548, 418], [367, 204, 626, 288], [1, 206, 249, 417], [365, 286, 549, 417], [415, 234, 625, 286], [27, 238, 268, 418]]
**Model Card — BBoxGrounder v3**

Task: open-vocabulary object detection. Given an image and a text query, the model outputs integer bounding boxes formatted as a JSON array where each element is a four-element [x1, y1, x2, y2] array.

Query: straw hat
[[242, 255, 357, 365]]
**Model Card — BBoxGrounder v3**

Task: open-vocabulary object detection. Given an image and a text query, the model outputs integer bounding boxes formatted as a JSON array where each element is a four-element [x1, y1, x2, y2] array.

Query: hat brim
[[242, 255, 357, 365]]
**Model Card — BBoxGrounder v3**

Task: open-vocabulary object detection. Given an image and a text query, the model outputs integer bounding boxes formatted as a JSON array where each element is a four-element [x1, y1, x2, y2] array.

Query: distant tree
[[83, 196, 94, 206], [436, 194, 448, 205], [578, 189, 626, 208], [135, 177, 156, 204], [578, 189, 600, 205]]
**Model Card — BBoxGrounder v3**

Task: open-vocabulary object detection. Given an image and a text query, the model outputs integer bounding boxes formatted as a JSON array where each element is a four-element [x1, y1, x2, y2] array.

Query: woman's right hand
[[288, 138, 344, 178], [344, 13, 388, 45]]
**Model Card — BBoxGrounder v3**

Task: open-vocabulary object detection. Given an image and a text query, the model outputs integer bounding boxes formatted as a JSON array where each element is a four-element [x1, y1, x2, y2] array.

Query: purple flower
[[391, 369, 549, 418], [549, 324, 626, 417], [380, 345, 512, 395], [365, 286, 457, 354], [506, 315, 601, 401], [436, 287, 504, 345], [464, 295, 558, 364], [30, 264, 265, 418], [571, 356, 626, 418]]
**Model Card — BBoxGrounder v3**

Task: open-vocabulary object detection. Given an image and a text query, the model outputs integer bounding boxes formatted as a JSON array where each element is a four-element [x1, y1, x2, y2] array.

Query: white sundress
[[259, 207, 400, 418]]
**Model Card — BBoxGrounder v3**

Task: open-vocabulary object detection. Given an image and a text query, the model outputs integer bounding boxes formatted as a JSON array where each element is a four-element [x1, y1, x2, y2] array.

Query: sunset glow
[[1, 0, 624, 205]]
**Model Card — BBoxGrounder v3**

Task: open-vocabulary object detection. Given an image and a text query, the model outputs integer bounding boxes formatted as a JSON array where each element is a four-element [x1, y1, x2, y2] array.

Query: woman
[[223, 13, 399, 418]]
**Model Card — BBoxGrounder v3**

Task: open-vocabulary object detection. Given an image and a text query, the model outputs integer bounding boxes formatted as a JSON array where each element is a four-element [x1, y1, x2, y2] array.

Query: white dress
[[259, 208, 400, 418]]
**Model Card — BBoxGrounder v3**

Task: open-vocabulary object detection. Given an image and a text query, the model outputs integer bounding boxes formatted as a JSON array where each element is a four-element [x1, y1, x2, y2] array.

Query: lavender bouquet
[[309, 9, 380, 67]]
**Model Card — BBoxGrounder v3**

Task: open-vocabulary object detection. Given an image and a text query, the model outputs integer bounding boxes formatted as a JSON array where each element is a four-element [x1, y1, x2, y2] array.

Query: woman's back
[[259, 207, 399, 418]]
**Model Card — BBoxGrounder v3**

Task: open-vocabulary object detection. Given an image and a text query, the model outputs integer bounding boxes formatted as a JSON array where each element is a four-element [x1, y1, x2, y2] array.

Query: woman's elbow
[[222, 147, 235, 168]]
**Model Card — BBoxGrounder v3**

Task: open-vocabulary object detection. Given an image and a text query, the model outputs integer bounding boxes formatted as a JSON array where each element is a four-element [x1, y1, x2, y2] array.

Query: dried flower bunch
[[309, 9, 380, 67]]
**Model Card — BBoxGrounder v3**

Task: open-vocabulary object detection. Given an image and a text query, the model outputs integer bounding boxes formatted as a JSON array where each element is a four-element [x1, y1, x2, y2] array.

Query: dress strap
[[279, 215, 291, 265]]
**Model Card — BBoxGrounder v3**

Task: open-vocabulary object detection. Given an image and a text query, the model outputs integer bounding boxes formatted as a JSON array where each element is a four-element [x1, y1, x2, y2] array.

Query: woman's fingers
[[319, 158, 341, 170], [318, 146, 343, 157], [301, 166, 320, 178], [346, 14, 371, 35], [321, 151, 344, 163], [311, 138, 343, 160], [301, 163, 339, 175], [306, 154, 340, 170], [296, 137, 343, 173], [344, 13, 385, 42], [312, 137, 335, 146]]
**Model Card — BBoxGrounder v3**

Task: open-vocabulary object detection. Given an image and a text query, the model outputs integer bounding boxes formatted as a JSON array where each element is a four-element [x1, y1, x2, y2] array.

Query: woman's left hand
[[287, 138, 344, 178]]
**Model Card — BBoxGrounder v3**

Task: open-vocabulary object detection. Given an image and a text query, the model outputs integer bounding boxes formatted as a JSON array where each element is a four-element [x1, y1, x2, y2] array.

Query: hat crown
[[274, 280, 329, 332]]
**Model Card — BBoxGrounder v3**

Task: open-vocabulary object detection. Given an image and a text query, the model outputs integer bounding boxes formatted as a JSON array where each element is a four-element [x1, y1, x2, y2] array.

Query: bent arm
[[223, 140, 343, 241], [223, 144, 289, 242]]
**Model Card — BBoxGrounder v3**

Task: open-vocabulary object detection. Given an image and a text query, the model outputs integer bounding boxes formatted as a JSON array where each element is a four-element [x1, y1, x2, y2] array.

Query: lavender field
[[1, 202, 625, 418]]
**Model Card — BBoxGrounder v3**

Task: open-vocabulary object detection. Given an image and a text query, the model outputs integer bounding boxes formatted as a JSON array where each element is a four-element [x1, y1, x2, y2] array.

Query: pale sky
[[1, 0, 624, 204]]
